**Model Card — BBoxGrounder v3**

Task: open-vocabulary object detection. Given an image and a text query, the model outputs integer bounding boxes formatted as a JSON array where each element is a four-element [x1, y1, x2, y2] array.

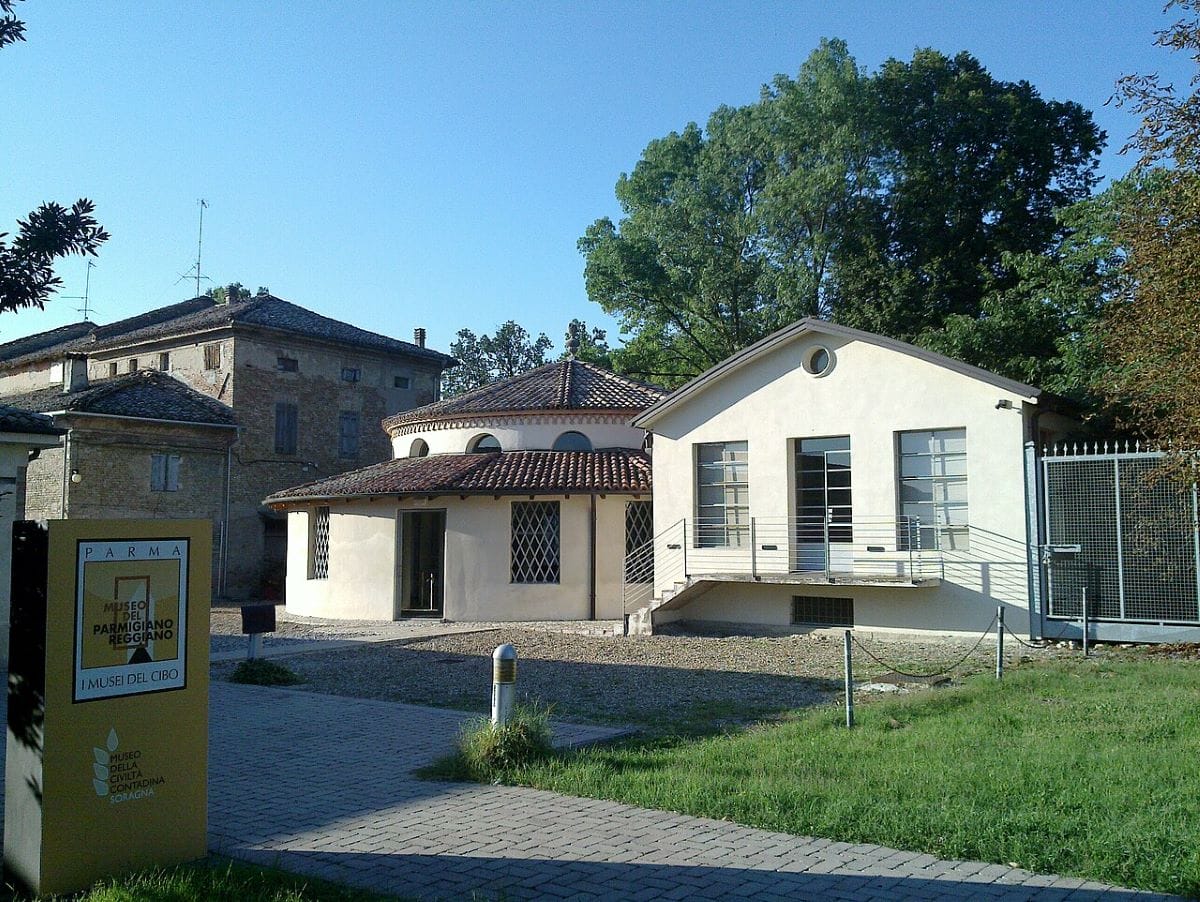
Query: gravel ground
[[210, 612, 1077, 732]]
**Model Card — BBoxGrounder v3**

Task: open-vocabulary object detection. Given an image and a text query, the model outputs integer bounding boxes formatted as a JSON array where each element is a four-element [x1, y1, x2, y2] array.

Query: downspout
[[588, 493, 597, 620], [221, 438, 234, 597], [60, 429, 70, 518]]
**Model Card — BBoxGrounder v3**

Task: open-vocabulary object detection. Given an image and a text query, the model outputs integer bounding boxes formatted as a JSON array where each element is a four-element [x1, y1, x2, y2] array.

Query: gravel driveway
[[210, 610, 1066, 733]]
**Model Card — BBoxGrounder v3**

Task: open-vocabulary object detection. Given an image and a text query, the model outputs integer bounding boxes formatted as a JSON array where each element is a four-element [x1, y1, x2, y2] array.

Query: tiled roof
[[4, 371, 236, 427], [88, 295, 454, 365], [383, 360, 667, 430], [0, 295, 454, 368], [0, 321, 95, 366], [266, 449, 652, 503], [0, 403, 63, 436]]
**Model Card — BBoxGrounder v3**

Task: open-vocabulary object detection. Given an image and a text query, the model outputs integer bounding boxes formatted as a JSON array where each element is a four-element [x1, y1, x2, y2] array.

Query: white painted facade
[[389, 414, 646, 458], [635, 322, 1076, 639]]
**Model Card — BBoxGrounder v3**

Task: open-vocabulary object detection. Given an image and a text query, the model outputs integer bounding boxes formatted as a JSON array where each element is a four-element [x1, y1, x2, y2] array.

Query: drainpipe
[[60, 429, 70, 517], [220, 440, 233, 597], [588, 493, 597, 620]]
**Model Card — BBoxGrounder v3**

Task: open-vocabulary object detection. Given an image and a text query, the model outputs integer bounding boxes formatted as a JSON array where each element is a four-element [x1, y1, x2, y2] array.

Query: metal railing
[[622, 515, 944, 617]]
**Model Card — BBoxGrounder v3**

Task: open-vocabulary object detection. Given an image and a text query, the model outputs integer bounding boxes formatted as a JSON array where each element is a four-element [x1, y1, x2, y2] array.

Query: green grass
[[18, 857, 398, 901], [229, 658, 304, 687], [430, 658, 1200, 897]]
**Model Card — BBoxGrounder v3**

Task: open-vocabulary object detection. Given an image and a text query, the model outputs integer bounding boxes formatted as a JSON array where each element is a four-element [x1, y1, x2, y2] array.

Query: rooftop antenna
[[175, 199, 212, 297], [61, 260, 97, 321]]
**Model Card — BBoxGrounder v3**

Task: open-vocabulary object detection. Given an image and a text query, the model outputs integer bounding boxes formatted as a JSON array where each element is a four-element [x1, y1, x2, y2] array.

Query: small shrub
[[458, 701, 554, 779], [230, 658, 304, 686]]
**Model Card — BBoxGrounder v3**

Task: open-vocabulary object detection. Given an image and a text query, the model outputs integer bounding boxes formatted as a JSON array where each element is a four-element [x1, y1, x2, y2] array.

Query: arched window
[[468, 433, 501, 452], [552, 430, 592, 452], [409, 438, 429, 458]]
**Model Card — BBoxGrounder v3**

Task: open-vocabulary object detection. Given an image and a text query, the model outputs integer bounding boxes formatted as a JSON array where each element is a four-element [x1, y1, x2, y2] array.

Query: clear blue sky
[[1, 1, 1192, 356]]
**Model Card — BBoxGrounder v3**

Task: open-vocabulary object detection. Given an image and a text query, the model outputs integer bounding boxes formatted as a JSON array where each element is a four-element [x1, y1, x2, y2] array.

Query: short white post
[[247, 633, 262, 660], [491, 644, 517, 726], [843, 629, 854, 729], [995, 605, 1004, 680]]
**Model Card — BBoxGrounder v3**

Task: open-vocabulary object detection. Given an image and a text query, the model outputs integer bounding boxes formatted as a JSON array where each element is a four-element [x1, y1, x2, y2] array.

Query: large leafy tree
[[582, 41, 1104, 388], [442, 321, 553, 397], [0, 1, 109, 313], [1100, 2, 1200, 457]]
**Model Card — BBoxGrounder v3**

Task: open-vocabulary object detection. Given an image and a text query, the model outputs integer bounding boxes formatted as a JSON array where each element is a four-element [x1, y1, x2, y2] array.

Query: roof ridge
[[558, 358, 573, 407]]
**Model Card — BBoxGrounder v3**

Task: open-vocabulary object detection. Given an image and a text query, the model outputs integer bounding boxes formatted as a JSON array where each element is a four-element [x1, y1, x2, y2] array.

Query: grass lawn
[[8, 857, 398, 901], [429, 656, 1200, 897]]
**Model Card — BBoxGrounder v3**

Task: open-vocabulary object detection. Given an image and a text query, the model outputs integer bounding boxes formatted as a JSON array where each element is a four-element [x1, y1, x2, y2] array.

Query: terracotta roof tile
[[0, 403, 63, 436], [4, 371, 236, 427], [383, 360, 666, 430], [266, 449, 652, 503]]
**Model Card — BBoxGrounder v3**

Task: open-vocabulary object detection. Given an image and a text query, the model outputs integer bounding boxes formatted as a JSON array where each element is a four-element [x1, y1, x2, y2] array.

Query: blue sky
[[1, 1, 1192, 356]]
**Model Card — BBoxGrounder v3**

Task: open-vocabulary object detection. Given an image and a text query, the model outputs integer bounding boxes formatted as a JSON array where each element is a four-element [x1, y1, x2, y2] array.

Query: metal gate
[[1036, 443, 1200, 642]]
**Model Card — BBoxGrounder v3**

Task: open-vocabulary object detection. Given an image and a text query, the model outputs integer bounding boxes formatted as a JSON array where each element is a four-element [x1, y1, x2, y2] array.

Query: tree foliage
[[1101, 2, 1200, 456], [0, 0, 109, 314], [442, 321, 553, 397], [582, 40, 1104, 388]]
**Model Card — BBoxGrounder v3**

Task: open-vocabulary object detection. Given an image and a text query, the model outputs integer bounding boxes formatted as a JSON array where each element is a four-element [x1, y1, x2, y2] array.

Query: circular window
[[803, 346, 834, 376], [468, 434, 501, 453], [552, 431, 592, 452], [409, 438, 429, 458]]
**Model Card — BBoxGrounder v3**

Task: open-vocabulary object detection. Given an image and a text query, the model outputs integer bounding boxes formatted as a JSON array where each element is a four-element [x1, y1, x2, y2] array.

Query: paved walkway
[[209, 683, 1175, 901]]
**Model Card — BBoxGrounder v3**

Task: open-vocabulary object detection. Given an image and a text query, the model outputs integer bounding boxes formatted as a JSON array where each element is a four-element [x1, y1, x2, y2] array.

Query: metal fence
[[1041, 443, 1200, 635]]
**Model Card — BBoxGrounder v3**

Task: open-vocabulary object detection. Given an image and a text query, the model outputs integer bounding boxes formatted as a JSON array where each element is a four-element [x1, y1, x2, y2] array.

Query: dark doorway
[[398, 510, 445, 617]]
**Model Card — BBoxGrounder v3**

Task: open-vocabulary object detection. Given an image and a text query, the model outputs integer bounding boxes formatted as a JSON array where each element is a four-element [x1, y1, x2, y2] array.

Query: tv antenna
[[176, 199, 212, 296], [61, 260, 97, 321]]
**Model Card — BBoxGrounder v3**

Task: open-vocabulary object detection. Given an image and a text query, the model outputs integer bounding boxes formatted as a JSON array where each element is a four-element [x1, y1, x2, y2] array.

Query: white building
[[627, 319, 1077, 639], [267, 359, 665, 622]]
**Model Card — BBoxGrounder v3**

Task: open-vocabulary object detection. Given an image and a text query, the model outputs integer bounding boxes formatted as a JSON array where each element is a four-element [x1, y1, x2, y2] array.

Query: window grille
[[792, 595, 854, 627], [338, 411, 360, 458], [276, 356, 298, 372], [150, 453, 180, 492], [696, 441, 749, 547], [341, 367, 361, 383], [203, 343, 221, 370], [310, 506, 330, 580], [275, 402, 298, 455], [898, 428, 968, 551], [511, 501, 560, 583], [625, 501, 654, 582]]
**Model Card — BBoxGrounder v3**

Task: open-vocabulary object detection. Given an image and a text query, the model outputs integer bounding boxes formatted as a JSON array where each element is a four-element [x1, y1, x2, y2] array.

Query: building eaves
[[0, 321, 96, 367], [632, 318, 1044, 429], [265, 449, 653, 505], [0, 403, 65, 436]]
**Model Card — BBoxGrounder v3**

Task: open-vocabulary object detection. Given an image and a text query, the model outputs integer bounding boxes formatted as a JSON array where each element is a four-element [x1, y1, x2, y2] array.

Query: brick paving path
[[208, 683, 1177, 901]]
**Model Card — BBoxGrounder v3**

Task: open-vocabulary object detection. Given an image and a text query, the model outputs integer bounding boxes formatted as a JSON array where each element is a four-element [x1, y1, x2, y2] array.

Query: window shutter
[[150, 454, 166, 491], [167, 455, 181, 491]]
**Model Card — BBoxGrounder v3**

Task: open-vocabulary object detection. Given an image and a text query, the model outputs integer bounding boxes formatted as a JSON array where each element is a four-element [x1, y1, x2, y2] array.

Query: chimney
[[62, 354, 88, 393], [414, 327, 426, 349]]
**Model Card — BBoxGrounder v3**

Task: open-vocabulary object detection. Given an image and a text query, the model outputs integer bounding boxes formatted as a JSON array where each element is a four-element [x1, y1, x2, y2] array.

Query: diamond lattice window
[[625, 501, 654, 583], [511, 501, 560, 584], [310, 506, 330, 580]]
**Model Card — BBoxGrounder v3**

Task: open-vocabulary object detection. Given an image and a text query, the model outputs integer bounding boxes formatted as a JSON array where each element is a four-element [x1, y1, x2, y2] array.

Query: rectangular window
[[275, 402, 298, 455], [158, 352, 170, 371], [393, 375, 411, 389], [128, 358, 138, 373], [341, 367, 361, 383], [276, 356, 298, 372], [338, 411, 360, 458], [625, 500, 654, 583], [309, 506, 330, 580], [150, 453, 181, 492], [695, 441, 749, 547], [511, 501, 560, 583], [898, 428, 968, 551], [108, 361, 117, 378], [203, 343, 221, 370], [792, 595, 854, 627]]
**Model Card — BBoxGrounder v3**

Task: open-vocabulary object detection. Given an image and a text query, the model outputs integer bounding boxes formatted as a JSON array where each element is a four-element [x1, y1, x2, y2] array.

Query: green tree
[[442, 321, 552, 397], [0, 1, 109, 313], [582, 41, 1104, 388], [1101, 2, 1200, 459]]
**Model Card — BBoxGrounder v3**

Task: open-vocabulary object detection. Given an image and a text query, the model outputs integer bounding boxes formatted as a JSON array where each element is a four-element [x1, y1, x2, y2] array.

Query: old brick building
[[0, 293, 454, 598]]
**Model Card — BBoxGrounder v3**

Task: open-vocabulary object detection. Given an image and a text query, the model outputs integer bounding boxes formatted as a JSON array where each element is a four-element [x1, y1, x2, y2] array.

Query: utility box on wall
[[4, 519, 211, 896]]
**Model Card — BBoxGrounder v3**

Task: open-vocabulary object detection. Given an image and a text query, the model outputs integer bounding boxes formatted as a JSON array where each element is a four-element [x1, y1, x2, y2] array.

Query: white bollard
[[491, 644, 517, 726]]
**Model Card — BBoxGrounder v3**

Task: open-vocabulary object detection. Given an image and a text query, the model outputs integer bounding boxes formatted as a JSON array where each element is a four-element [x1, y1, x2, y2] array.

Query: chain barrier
[[849, 613, 997, 680]]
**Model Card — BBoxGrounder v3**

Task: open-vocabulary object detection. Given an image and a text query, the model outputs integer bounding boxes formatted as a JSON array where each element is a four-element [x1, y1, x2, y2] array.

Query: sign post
[[5, 519, 210, 896]]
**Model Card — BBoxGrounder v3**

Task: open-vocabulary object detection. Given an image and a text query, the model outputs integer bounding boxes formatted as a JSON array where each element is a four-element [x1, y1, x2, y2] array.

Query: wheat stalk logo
[[91, 728, 118, 797]]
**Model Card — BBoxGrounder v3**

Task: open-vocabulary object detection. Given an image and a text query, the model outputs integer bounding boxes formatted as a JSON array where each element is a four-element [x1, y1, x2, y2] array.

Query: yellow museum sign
[[4, 520, 210, 896]]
